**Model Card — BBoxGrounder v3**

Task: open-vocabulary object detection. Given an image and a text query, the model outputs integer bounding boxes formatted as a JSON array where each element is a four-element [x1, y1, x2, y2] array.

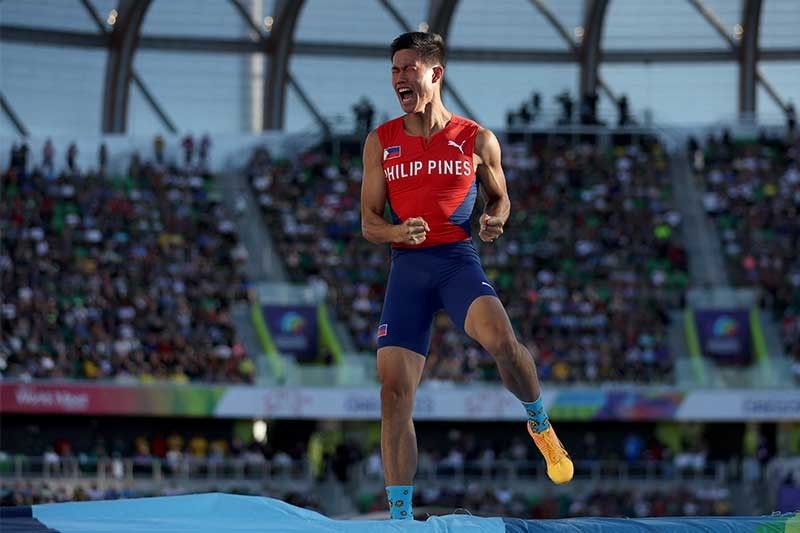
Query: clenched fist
[[395, 217, 430, 245], [479, 214, 504, 242]]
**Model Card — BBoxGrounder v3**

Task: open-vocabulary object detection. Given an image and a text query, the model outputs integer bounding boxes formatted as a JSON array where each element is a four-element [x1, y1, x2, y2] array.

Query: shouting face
[[391, 48, 443, 114]]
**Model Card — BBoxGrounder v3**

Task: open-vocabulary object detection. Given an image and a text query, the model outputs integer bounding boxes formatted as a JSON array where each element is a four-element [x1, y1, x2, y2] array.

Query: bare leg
[[464, 295, 540, 402], [377, 346, 426, 485], [464, 295, 573, 485]]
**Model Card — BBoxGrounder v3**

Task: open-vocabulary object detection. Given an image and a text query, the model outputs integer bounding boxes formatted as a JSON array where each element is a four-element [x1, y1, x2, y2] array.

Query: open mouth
[[397, 87, 414, 104]]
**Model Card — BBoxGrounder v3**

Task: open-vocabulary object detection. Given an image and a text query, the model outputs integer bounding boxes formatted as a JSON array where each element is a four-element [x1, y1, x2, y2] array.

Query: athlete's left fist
[[479, 214, 504, 242]]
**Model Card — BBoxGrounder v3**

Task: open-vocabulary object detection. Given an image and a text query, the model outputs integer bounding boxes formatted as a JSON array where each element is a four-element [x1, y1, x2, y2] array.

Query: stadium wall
[[1, 382, 798, 422]]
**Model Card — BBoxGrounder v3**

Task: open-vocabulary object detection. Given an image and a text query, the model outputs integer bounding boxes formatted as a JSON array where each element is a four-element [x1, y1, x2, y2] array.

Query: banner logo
[[712, 316, 738, 337], [281, 312, 306, 334]]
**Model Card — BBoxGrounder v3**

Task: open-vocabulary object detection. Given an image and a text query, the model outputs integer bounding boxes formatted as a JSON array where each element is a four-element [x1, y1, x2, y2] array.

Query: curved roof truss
[[0, 0, 796, 135]]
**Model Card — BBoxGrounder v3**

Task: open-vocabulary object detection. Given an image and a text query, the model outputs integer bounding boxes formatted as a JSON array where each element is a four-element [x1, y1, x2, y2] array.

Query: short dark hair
[[390, 32, 446, 66]]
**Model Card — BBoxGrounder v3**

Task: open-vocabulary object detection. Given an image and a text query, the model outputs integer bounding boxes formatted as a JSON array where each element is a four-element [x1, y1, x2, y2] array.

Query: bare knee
[[481, 332, 519, 362], [376, 347, 425, 418], [380, 379, 415, 416]]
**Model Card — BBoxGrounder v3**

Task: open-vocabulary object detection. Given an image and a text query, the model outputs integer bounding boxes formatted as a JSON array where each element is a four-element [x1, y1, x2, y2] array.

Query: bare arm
[[360, 131, 429, 245], [474, 127, 510, 242]]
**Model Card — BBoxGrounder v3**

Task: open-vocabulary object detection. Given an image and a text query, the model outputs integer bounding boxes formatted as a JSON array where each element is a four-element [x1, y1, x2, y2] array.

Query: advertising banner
[[0, 382, 226, 416], [675, 390, 800, 421], [694, 309, 752, 364], [2, 382, 798, 422], [262, 304, 318, 361]]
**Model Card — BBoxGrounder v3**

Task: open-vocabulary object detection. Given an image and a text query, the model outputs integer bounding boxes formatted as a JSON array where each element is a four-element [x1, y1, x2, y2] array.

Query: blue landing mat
[[0, 493, 796, 532]]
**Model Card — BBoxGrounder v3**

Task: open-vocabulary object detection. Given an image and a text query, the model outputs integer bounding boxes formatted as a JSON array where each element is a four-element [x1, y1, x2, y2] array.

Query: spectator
[[153, 135, 165, 165], [353, 97, 375, 138], [182, 134, 194, 166], [199, 134, 212, 167], [556, 91, 573, 125], [618, 94, 631, 127], [98, 143, 108, 174], [518, 104, 531, 126], [531, 92, 541, 116], [66, 143, 78, 173], [9, 142, 29, 174], [43, 139, 54, 175]]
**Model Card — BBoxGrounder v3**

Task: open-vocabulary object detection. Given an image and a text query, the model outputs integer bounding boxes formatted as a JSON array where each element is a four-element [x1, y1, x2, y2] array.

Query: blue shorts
[[376, 240, 497, 356]]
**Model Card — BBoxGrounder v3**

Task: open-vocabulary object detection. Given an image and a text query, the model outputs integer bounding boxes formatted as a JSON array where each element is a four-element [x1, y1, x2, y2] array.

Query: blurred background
[[1, 0, 799, 520]]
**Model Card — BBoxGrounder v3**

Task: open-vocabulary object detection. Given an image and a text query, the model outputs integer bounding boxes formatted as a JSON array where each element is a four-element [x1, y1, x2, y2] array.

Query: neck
[[407, 95, 451, 139]]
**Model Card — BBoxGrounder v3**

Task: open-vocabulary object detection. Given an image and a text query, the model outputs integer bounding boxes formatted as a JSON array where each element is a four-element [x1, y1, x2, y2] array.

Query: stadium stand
[[249, 136, 686, 384], [696, 132, 800, 381], [0, 146, 254, 383], [1, 138, 796, 520], [4, 0, 800, 527]]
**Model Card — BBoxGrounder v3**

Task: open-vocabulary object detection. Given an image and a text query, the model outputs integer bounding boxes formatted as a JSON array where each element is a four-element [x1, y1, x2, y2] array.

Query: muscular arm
[[474, 127, 510, 241], [361, 131, 428, 245]]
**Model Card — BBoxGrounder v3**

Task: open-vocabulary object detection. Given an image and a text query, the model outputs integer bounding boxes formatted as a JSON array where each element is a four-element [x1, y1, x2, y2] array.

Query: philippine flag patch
[[377, 323, 388, 337], [383, 146, 401, 161]]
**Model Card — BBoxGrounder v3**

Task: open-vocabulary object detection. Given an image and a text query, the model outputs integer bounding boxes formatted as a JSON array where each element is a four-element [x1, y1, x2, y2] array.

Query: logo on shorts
[[377, 323, 388, 338]]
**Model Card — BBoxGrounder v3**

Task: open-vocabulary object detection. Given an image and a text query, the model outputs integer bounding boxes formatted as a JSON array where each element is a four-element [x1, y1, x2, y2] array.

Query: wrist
[[390, 224, 404, 244]]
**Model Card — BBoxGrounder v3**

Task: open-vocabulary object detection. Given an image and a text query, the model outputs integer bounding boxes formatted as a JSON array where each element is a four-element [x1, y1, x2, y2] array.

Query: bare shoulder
[[363, 129, 383, 163], [364, 129, 381, 149], [474, 126, 501, 164]]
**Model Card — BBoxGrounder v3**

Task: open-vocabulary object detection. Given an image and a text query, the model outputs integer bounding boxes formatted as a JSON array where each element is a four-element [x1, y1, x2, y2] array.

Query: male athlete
[[361, 32, 573, 521]]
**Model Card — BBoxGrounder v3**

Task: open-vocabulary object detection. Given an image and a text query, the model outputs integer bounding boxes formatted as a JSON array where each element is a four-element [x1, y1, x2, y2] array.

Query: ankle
[[521, 396, 550, 433], [386, 485, 413, 520]]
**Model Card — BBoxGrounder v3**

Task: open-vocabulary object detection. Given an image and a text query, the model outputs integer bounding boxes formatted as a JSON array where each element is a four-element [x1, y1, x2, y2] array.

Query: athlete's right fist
[[395, 217, 430, 245]]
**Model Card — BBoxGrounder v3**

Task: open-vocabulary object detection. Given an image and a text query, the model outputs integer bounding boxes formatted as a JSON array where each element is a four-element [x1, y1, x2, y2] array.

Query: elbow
[[361, 223, 375, 244]]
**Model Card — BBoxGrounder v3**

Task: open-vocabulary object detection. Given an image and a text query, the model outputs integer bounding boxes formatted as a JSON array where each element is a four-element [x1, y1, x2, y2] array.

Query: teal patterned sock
[[386, 485, 413, 520], [522, 396, 550, 433]]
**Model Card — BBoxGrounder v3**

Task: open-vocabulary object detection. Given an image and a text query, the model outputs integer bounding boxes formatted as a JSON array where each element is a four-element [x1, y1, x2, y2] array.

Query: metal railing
[[0, 455, 312, 484], [0, 455, 743, 487], [356, 458, 736, 488], [4, 454, 786, 514]]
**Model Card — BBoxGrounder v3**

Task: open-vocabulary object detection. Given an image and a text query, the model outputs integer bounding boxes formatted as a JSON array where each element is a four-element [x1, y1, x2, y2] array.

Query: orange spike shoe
[[527, 422, 574, 485]]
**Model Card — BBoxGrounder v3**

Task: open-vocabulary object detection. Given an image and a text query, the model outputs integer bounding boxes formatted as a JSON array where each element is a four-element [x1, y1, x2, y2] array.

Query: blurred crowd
[[0, 481, 318, 510], [1, 141, 253, 383], [360, 484, 732, 518], [4, 418, 796, 514], [248, 147, 381, 351], [0, 423, 721, 480], [8, 416, 782, 483], [248, 136, 685, 384], [693, 131, 800, 381]]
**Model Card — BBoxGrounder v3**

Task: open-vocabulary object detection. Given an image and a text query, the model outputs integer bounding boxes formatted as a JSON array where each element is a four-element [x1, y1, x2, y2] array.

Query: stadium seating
[[0, 150, 254, 383], [249, 137, 686, 384], [697, 133, 800, 381]]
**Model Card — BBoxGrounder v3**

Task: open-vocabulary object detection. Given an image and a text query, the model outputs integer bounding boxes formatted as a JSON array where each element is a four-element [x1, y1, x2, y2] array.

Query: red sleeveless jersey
[[376, 115, 480, 249]]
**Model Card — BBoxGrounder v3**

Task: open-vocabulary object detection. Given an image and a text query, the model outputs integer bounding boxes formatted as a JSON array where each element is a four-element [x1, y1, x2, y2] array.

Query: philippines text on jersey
[[384, 159, 473, 181]]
